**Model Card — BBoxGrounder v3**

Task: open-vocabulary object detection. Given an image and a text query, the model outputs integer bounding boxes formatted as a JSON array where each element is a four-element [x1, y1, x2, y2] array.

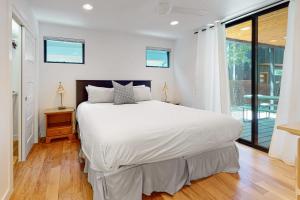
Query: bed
[[76, 80, 243, 200]]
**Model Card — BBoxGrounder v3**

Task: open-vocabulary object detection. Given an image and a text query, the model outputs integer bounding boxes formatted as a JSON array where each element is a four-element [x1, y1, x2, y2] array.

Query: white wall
[[38, 23, 176, 136], [0, 0, 12, 199], [174, 33, 200, 108]]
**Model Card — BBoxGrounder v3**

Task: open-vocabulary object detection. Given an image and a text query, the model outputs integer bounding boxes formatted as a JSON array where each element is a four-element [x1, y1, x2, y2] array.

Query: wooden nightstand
[[44, 107, 75, 143]]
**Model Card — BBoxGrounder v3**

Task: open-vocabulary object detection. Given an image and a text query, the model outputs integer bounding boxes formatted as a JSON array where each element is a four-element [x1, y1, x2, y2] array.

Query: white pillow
[[134, 85, 145, 88], [86, 85, 114, 103], [133, 86, 152, 102]]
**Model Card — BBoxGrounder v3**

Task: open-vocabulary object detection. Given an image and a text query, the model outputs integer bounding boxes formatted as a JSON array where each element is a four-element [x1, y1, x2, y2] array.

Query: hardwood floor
[[13, 140, 18, 166], [10, 139, 296, 200]]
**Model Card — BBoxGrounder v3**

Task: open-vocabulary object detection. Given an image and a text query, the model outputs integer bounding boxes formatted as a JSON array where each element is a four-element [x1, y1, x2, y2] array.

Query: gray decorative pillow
[[112, 81, 136, 105]]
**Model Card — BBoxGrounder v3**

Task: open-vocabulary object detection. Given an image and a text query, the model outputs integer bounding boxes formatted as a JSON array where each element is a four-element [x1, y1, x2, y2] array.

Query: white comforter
[[77, 100, 242, 172]]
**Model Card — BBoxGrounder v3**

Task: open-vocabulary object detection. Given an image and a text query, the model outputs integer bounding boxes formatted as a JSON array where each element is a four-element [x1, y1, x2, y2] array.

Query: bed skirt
[[83, 142, 239, 200]]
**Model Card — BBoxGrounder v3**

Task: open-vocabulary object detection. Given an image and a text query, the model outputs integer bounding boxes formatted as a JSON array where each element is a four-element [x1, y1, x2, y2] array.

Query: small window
[[44, 37, 85, 64], [146, 48, 170, 68]]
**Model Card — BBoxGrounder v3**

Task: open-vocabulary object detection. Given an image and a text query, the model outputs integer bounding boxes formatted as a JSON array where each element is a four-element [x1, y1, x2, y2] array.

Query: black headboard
[[76, 80, 152, 107]]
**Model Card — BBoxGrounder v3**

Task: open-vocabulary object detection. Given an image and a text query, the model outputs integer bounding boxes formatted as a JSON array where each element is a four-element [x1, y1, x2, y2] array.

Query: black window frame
[[44, 37, 85, 64], [145, 47, 170, 68], [225, 1, 289, 153]]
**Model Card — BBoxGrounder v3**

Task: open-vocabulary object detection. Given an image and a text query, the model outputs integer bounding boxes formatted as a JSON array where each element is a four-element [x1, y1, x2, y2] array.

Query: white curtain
[[195, 22, 230, 114], [269, 0, 300, 166]]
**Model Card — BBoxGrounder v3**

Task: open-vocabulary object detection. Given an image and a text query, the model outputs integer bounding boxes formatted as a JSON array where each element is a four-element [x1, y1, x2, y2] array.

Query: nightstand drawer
[[47, 126, 72, 137]]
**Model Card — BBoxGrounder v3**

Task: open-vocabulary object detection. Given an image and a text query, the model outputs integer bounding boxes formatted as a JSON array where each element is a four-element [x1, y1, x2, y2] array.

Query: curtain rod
[[194, 0, 288, 34]]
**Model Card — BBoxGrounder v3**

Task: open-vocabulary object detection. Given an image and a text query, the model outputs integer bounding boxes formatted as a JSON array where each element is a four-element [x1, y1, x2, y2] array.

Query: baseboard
[[1, 187, 12, 200], [38, 137, 46, 143]]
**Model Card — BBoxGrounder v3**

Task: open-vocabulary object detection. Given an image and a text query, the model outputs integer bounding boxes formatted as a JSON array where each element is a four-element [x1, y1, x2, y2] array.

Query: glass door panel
[[226, 20, 253, 143], [257, 7, 288, 148]]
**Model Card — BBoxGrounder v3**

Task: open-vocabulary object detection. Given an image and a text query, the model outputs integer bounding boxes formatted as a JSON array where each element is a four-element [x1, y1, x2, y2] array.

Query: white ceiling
[[28, 0, 278, 39]]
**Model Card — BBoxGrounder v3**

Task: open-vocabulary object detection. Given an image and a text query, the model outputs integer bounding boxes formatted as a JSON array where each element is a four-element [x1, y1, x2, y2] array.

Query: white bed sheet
[[77, 100, 242, 172]]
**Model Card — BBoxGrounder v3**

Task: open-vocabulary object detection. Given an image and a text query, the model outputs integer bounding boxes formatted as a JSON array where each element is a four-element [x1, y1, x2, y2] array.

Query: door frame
[[11, 16, 23, 162], [11, 6, 38, 161], [225, 2, 289, 152]]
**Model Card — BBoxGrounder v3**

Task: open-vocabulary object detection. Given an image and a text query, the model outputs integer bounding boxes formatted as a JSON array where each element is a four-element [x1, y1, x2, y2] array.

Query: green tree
[[226, 40, 251, 80]]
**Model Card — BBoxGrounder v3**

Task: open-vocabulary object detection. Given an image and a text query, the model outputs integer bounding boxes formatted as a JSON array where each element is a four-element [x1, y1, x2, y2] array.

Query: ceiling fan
[[156, 0, 207, 16]]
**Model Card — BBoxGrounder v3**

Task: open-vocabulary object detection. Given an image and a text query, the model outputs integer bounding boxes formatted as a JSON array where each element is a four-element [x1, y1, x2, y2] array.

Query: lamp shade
[[57, 82, 65, 94]]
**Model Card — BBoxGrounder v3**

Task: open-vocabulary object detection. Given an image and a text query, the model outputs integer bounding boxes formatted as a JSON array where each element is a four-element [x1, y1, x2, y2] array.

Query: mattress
[[77, 100, 242, 172]]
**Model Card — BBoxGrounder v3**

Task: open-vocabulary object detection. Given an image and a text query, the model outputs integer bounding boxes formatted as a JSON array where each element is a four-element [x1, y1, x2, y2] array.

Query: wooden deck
[[241, 118, 275, 148]]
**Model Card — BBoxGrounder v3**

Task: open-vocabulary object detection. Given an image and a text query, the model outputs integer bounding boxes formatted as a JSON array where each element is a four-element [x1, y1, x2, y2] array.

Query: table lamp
[[162, 81, 168, 102], [57, 82, 66, 110]]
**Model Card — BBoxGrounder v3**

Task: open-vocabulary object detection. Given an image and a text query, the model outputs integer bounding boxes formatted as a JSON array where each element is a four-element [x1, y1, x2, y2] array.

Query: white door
[[21, 27, 36, 160]]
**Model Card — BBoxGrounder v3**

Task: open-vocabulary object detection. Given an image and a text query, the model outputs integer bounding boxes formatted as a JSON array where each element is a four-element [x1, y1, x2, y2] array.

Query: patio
[[232, 109, 276, 149], [241, 118, 275, 148]]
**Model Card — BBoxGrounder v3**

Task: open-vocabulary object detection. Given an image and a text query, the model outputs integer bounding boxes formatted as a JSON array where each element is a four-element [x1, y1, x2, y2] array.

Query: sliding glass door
[[257, 7, 288, 149], [226, 20, 253, 143], [225, 3, 288, 151]]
